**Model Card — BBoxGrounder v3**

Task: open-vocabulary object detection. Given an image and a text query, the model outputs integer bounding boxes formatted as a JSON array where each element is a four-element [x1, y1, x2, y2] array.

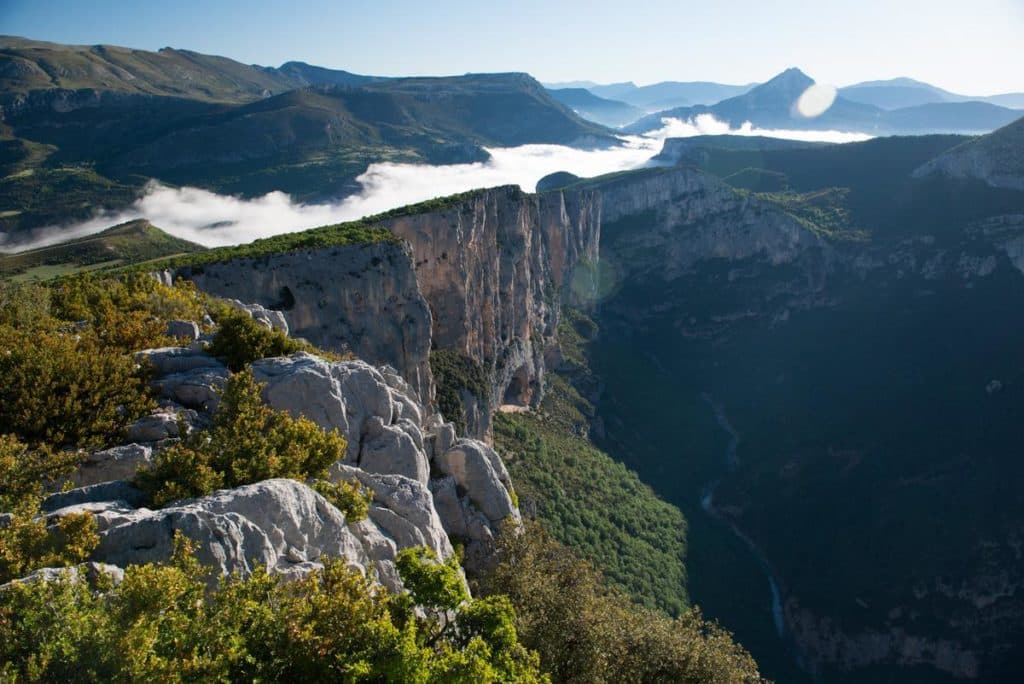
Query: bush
[[0, 325, 155, 450], [478, 522, 763, 683], [311, 478, 372, 522], [0, 535, 546, 683], [0, 435, 98, 584], [49, 273, 204, 352], [135, 369, 346, 506], [430, 350, 489, 435], [207, 306, 306, 371], [0, 281, 53, 330]]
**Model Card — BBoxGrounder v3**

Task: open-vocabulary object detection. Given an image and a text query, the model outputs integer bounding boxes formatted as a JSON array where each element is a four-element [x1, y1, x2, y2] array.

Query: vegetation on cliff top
[[0, 220, 205, 282], [141, 220, 399, 271], [133, 369, 348, 508], [0, 536, 546, 683]]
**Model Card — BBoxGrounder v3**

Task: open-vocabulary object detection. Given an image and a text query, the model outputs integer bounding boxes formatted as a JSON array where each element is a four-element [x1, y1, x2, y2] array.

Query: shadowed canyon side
[[570, 127, 1024, 681]]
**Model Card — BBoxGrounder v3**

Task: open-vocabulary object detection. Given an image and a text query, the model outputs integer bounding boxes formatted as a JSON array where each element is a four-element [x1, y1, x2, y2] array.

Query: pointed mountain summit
[[713, 67, 817, 115]]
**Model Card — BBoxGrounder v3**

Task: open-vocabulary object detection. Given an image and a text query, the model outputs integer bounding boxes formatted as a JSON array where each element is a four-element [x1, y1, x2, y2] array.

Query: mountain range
[[624, 67, 1023, 135], [0, 36, 611, 241]]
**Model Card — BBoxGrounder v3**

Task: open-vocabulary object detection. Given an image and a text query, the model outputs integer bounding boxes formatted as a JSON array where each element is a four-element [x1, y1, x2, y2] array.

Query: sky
[[2, 0, 1023, 95]]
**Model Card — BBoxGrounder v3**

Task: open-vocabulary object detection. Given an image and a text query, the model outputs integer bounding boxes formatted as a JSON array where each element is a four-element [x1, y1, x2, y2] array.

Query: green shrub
[[0, 535, 547, 683], [49, 273, 204, 352], [0, 435, 99, 584], [0, 281, 53, 330], [135, 369, 346, 506], [0, 325, 156, 450], [311, 478, 372, 522], [207, 306, 306, 371], [478, 522, 763, 683], [430, 350, 489, 435]]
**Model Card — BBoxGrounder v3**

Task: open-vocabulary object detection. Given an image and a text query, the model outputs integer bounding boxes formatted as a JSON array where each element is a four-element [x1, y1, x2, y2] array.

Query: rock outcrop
[[581, 166, 827, 280], [176, 241, 434, 403], [381, 186, 601, 427], [249, 352, 520, 568]]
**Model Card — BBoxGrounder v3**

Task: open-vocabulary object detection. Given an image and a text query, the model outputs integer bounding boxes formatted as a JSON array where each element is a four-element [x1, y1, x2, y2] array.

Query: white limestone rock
[[72, 444, 153, 488], [0, 562, 124, 591], [154, 367, 228, 411], [125, 411, 183, 443], [166, 319, 201, 342], [434, 439, 518, 524], [91, 479, 370, 583], [225, 299, 289, 334], [42, 480, 147, 512], [136, 346, 224, 376], [331, 463, 452, 560], [251, 353, 430, 483]]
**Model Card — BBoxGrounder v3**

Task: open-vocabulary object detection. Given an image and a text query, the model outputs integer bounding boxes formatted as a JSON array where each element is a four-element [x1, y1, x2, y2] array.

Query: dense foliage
[[0, 276, 207, 450], [430, 350, 489, 435], [0, 326, 155, 450], [494, 309, 690, 615], [0, 536, 546, 683], [134, 369, 347, 507], [0, 435, 98, 585], [478, 522, 763, 683], [207, 305, 307, 371]]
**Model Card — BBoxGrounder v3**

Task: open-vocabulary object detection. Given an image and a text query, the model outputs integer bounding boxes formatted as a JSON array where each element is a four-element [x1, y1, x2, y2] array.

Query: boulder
[[251, 354, 430, 483], [125, 411, 182, 443], [434, 440, 518, 523], [428, 476, 467, 538], [166, 320, 201, 342], [359, 417, 429, 483], [92, 479, 370, 583], [332, 464, 452, 559], [226, 299, 289, 334], [136, 347, 224, 376], [155, 367, 228, 411], [71, 444, 153, 487], [42, 480, 148, 512], [0, 562, 124, 590]]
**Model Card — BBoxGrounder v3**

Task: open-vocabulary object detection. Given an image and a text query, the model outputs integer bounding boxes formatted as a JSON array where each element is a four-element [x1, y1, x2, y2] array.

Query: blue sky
[[2, 0, 1022, 95]]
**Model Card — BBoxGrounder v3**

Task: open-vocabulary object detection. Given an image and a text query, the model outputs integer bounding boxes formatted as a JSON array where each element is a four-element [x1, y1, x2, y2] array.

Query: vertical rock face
[[381, 185, 601, 416], [587, 166, 829, 281], [176, 241, 434, 403]]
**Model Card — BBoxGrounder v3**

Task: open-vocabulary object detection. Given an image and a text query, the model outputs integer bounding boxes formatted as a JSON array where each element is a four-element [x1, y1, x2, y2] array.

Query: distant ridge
[[0, 219, 205, 280], [625, 67, 1021, 136]]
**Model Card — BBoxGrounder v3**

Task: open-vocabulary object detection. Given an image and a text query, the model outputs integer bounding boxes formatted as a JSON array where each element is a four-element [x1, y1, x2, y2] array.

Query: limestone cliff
[[175, 241, 434, 403], [381, 186, 601, 426], [586, 166, 829, 281]]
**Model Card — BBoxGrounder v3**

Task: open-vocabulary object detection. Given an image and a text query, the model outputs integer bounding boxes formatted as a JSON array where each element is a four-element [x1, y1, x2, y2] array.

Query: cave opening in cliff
[[503, 363, 533, 407]]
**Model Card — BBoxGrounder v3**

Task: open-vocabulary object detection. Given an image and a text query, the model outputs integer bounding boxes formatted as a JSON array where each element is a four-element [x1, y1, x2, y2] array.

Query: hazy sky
[[2, 0, 1022, 95]]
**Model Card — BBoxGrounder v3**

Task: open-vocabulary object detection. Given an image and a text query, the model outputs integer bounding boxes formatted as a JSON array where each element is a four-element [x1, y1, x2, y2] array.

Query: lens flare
[[795, 83, 838, 118]]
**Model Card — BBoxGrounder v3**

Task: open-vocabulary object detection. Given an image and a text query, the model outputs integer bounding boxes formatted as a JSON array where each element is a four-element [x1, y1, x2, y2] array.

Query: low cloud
[[650, 113, 873, 144], [1, 115, 870, 253], [1, 137, 663, 252]]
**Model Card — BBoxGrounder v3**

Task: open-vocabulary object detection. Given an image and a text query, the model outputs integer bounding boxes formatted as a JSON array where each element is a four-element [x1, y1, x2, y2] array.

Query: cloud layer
[[650, 113, 873, 144], [1, 116, 870, 253]]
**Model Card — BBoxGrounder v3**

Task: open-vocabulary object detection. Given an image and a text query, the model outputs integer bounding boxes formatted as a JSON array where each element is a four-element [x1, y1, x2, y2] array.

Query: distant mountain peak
[[761, 67, 815, 91]]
